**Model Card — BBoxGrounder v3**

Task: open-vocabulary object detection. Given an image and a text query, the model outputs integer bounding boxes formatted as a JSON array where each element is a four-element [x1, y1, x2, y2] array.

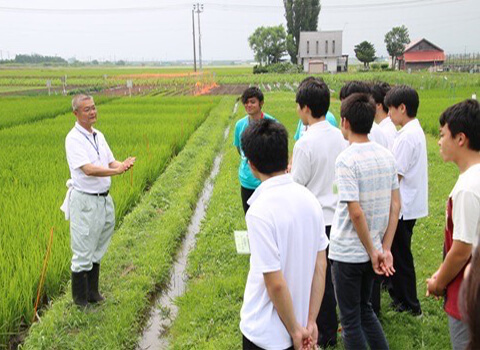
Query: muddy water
[[137, 124, 231, 350]]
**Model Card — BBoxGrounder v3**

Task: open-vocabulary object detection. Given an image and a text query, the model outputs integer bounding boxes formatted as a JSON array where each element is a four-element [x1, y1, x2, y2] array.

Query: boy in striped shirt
[[329, 93, 400, 350]]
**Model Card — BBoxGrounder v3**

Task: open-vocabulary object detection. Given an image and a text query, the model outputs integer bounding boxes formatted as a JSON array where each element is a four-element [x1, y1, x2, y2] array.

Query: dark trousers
[[332, 260, 389, 350], [316, 226, 338, 348], [388, 218, 421, 314], [371, 275, 382, 316], [242, 335, 293, 350], [241, 186, 256, 214]]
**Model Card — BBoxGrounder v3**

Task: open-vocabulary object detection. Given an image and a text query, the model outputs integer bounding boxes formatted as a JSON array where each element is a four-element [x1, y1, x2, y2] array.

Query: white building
[[297, 31, 348, 73]]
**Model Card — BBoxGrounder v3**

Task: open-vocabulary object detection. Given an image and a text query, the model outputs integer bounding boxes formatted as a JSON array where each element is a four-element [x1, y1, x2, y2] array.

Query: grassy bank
[[21, 96, 235, 349], [169, 93, 458, 349]]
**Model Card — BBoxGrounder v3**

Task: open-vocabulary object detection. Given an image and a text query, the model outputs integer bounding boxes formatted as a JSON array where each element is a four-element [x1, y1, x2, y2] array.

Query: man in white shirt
[[291, 78, 347, 348], [369, 81, 397, 315], [65, 94, 135, 307], [372, 82, 397, 151], [426, 99, 480, 350], [239, 118, 329, 350], [385, 85, 428, 316], [339, 81, 389, 149]]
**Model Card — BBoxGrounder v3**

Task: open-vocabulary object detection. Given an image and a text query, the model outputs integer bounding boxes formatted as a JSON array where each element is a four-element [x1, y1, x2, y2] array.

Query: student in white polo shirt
[[291, 77, 347, 349], [65, 94, 135, 307], [239, 119, 329, 350], [372, 82, 397, 151], [385, 85, 428, 316], [339, 81, 389, 149]]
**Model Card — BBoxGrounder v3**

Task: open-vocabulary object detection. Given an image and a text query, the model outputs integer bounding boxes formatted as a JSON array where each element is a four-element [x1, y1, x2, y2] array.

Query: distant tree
[[384, 25, 410, 70], [91, 59, 99, 65], [248, 25, 287, 66], [354, 41, 376, 69], [115, 60, 126, 66], [14, 53, 67, 65], [284, 0, 321, 64]]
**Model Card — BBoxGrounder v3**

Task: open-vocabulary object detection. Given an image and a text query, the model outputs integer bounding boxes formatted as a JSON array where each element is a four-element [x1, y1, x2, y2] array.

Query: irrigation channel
[[137, 123, 232, 350]]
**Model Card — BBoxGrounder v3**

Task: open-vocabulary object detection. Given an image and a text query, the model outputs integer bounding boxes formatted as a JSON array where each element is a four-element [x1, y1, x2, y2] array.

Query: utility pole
[[192, 6, 197, 72], [194, 3, 204, 70]]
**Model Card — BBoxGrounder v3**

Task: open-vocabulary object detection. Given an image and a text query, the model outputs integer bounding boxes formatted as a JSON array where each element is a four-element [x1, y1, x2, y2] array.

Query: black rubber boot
[[71, 271, 88, 307], [87, 263, 105, 303]]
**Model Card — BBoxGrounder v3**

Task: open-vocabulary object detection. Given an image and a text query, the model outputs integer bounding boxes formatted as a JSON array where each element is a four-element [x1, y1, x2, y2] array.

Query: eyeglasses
[[81, 106, 97, 113]]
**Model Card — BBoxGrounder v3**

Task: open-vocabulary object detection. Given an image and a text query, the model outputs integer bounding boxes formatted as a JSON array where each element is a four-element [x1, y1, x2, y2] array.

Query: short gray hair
[[72, 94, 94, 111]]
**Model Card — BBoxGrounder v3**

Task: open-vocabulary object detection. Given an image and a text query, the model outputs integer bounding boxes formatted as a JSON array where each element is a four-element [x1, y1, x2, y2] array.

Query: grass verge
[[20, 96, 235, 350], [169, 96, 457, 349]]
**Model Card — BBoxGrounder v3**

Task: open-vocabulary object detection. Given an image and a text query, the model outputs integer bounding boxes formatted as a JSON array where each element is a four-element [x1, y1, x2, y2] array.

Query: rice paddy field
[[0, 91, 220, 347], [0, 66, 478, 349]]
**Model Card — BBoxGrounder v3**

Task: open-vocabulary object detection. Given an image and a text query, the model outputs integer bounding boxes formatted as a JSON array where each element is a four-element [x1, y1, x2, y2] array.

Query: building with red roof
[[398, 38, 445, 70]]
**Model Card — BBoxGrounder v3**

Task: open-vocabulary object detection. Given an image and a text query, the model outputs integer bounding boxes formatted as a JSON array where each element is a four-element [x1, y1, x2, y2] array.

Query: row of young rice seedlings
[[0, 67, 195, 78], [0, 95, 221, 347], [0, 95, 114, 130], [215, 70, 480, 90]]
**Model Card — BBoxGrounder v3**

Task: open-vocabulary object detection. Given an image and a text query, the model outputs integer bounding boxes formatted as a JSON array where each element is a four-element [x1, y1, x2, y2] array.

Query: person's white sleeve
[[335, 157, 359, 202], [392, 138, 416, 177], [316, 209, 329, 252], [452, 190, 480, 245], [66, 137, 90, 170], [246, 214, 281, 273], [391, 163, 400, 190], [291, 145, 311, 186]]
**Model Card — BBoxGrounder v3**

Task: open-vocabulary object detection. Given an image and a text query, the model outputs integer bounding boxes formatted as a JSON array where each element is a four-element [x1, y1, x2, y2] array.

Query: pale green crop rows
[[0, 95, 220, 346], [0, 95, 114, 130]]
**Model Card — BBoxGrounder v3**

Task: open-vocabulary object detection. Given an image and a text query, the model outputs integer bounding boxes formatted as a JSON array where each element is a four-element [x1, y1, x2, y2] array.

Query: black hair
[[384, 85, 419, 117], [339, 81, 371, 100], [371, 82, 391, 113], [241, 86, 264, 104], [439, 99, 480, 151], [241, 119, 288, 174], [341, 93, 376, 135], [295, 79, 330, 119], [299, 76, 324, 88]]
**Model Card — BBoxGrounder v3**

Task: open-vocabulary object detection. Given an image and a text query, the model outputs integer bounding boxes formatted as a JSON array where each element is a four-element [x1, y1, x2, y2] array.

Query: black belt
[[81, 190, 109, 197]]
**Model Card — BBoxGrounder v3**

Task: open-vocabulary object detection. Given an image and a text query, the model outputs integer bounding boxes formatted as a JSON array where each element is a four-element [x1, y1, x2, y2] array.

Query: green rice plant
[[0, 95, 113, 130], [0, 95, 220, 347]]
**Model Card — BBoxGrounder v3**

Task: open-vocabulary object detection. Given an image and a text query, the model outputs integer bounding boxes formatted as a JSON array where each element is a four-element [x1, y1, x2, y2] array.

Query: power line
[[0, 4, 191, 14], [0, 0, 468, 14]]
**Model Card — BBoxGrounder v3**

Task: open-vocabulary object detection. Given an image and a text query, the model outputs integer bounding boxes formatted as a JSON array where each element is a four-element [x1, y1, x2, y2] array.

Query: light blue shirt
[[233, 113, 276, 189], [293, 111, 337, 141]]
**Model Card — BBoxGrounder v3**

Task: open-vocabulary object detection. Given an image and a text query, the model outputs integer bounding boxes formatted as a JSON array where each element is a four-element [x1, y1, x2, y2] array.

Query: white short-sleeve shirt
[[368, 122, 389, 149], [65, 122, 115, 193], [392, 118, 429, 220], [240, 174, 329, 349], [450, 163, 480, 248], [378, 116, 397, 151], [291, 121, 348, 225]]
